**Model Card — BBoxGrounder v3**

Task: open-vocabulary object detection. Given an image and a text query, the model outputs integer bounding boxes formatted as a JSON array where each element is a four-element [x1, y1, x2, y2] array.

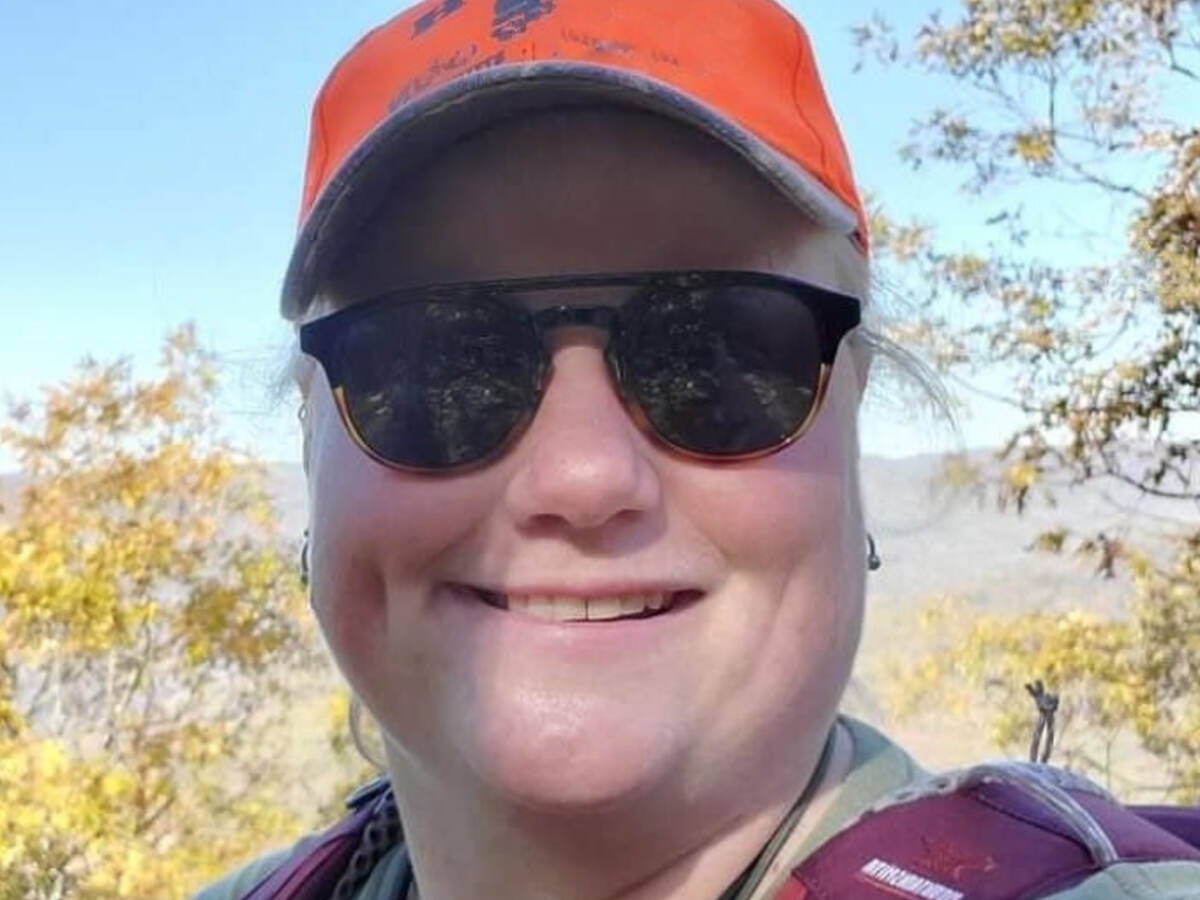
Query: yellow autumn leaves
[[0, 327, 330, 898], [860, 0, 1199, 802], [890, 541, 1200, 801]]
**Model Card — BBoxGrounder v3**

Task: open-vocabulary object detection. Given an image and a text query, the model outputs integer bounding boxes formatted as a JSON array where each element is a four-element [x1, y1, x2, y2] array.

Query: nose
[[503, 329, 661, 533]]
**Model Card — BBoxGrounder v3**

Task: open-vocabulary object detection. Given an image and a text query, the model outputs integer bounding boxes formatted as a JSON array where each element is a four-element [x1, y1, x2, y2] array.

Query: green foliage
[[859, 0, 1199, 798], [0, 328, 319, 897]]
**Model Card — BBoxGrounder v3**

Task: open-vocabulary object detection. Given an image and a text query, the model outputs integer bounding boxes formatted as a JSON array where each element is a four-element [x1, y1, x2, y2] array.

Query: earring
[[866, 533, 882, 572], [299, 528, 310, 588]]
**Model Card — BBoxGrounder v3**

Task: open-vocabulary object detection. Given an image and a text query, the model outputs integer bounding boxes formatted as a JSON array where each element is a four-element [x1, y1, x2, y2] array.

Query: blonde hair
[[348, 694, 387, 770]]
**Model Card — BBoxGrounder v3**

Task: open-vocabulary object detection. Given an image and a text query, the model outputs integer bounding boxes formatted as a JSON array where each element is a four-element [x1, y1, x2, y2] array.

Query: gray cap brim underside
[[281, 61, 858, 320]]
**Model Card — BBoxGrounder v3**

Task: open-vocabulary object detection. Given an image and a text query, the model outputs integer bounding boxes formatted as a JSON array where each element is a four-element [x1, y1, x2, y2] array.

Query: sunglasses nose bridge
[[529, 303, 627, 399], [531, 304, 621, 366], [530, 304, 619, 334]]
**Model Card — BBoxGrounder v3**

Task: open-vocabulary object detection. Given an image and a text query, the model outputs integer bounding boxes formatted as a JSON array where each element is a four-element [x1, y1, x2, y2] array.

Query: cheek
[[677, 359, 865, 712], [684, 365, 861, 579], [302, 383, 500, 668]]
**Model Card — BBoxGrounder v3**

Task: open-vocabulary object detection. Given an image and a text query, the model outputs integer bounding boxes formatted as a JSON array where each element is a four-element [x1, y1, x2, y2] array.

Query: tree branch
[[1102, 462, 1200, 500], [1166, 43, 1199, 80]]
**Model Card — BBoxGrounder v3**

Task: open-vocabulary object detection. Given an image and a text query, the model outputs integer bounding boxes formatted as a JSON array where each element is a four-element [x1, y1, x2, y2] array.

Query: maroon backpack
[[239, 782, 390, 900], [241, 762, 1199, 899]]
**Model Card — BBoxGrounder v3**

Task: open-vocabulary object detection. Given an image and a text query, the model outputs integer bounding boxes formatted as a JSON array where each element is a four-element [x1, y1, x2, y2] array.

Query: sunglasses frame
[[299, 270, 862, 473]]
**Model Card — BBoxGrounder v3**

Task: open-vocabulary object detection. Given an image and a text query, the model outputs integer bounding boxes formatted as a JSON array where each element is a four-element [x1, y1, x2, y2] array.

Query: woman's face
[[304, 109, 868, 815]]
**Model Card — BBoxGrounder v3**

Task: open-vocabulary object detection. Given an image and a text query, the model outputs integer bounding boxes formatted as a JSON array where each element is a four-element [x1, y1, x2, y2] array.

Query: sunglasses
[[299, 271, 861, 471]]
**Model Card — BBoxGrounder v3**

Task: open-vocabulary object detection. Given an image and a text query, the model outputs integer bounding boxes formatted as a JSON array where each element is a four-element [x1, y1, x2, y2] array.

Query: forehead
[[318, 107, 857, 308]]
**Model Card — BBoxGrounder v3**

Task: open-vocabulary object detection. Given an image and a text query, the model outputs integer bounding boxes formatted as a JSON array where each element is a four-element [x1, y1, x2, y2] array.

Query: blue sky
[[0, 1, 1141, 466]]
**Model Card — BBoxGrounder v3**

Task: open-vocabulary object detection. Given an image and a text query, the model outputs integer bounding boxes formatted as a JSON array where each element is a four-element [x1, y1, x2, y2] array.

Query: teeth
[[588, 597, 623, 621], [620, 595, 646, 617], [503, 593, 672, 622]]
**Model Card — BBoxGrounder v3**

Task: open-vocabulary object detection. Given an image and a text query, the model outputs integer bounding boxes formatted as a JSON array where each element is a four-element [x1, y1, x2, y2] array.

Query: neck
[[388, 724, 850, 900]]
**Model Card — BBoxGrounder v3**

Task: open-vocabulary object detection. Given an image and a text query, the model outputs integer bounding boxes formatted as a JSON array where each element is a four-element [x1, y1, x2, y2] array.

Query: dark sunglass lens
[[620, 284, 821, 455], [337, 300, 540, 468]]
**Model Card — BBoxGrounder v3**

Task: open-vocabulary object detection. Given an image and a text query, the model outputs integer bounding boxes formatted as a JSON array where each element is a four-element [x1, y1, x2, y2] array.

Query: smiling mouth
[[471, 589, 703, 623]]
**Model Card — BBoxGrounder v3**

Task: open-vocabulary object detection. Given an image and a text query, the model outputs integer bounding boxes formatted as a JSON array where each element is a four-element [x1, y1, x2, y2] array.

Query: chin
[[452, 687, 683, 812]]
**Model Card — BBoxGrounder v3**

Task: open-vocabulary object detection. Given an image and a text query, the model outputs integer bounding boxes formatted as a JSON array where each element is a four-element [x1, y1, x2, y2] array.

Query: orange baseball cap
[[282, 0, 868, 319]]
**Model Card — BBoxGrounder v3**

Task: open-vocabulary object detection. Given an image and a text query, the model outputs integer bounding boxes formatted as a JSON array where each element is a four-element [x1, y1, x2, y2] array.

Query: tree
[[856, 1, 1199, 800], [0, 328, 319, 898]]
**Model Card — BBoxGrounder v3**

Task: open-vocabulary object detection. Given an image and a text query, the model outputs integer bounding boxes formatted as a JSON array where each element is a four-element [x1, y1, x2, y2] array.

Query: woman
[[197, 0, 1200, 897]]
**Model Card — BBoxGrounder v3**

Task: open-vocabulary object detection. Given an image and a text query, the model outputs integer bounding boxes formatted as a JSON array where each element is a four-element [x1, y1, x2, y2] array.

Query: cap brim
[[282, 61, 860, 320]]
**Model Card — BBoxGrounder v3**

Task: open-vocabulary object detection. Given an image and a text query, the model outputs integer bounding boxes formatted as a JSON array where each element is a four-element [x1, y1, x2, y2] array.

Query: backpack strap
[[1130, 804, 1200, 851], [243, 768, 1200, 900], [240, 778, 396, 900], [783, 762, 1200, 899]]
